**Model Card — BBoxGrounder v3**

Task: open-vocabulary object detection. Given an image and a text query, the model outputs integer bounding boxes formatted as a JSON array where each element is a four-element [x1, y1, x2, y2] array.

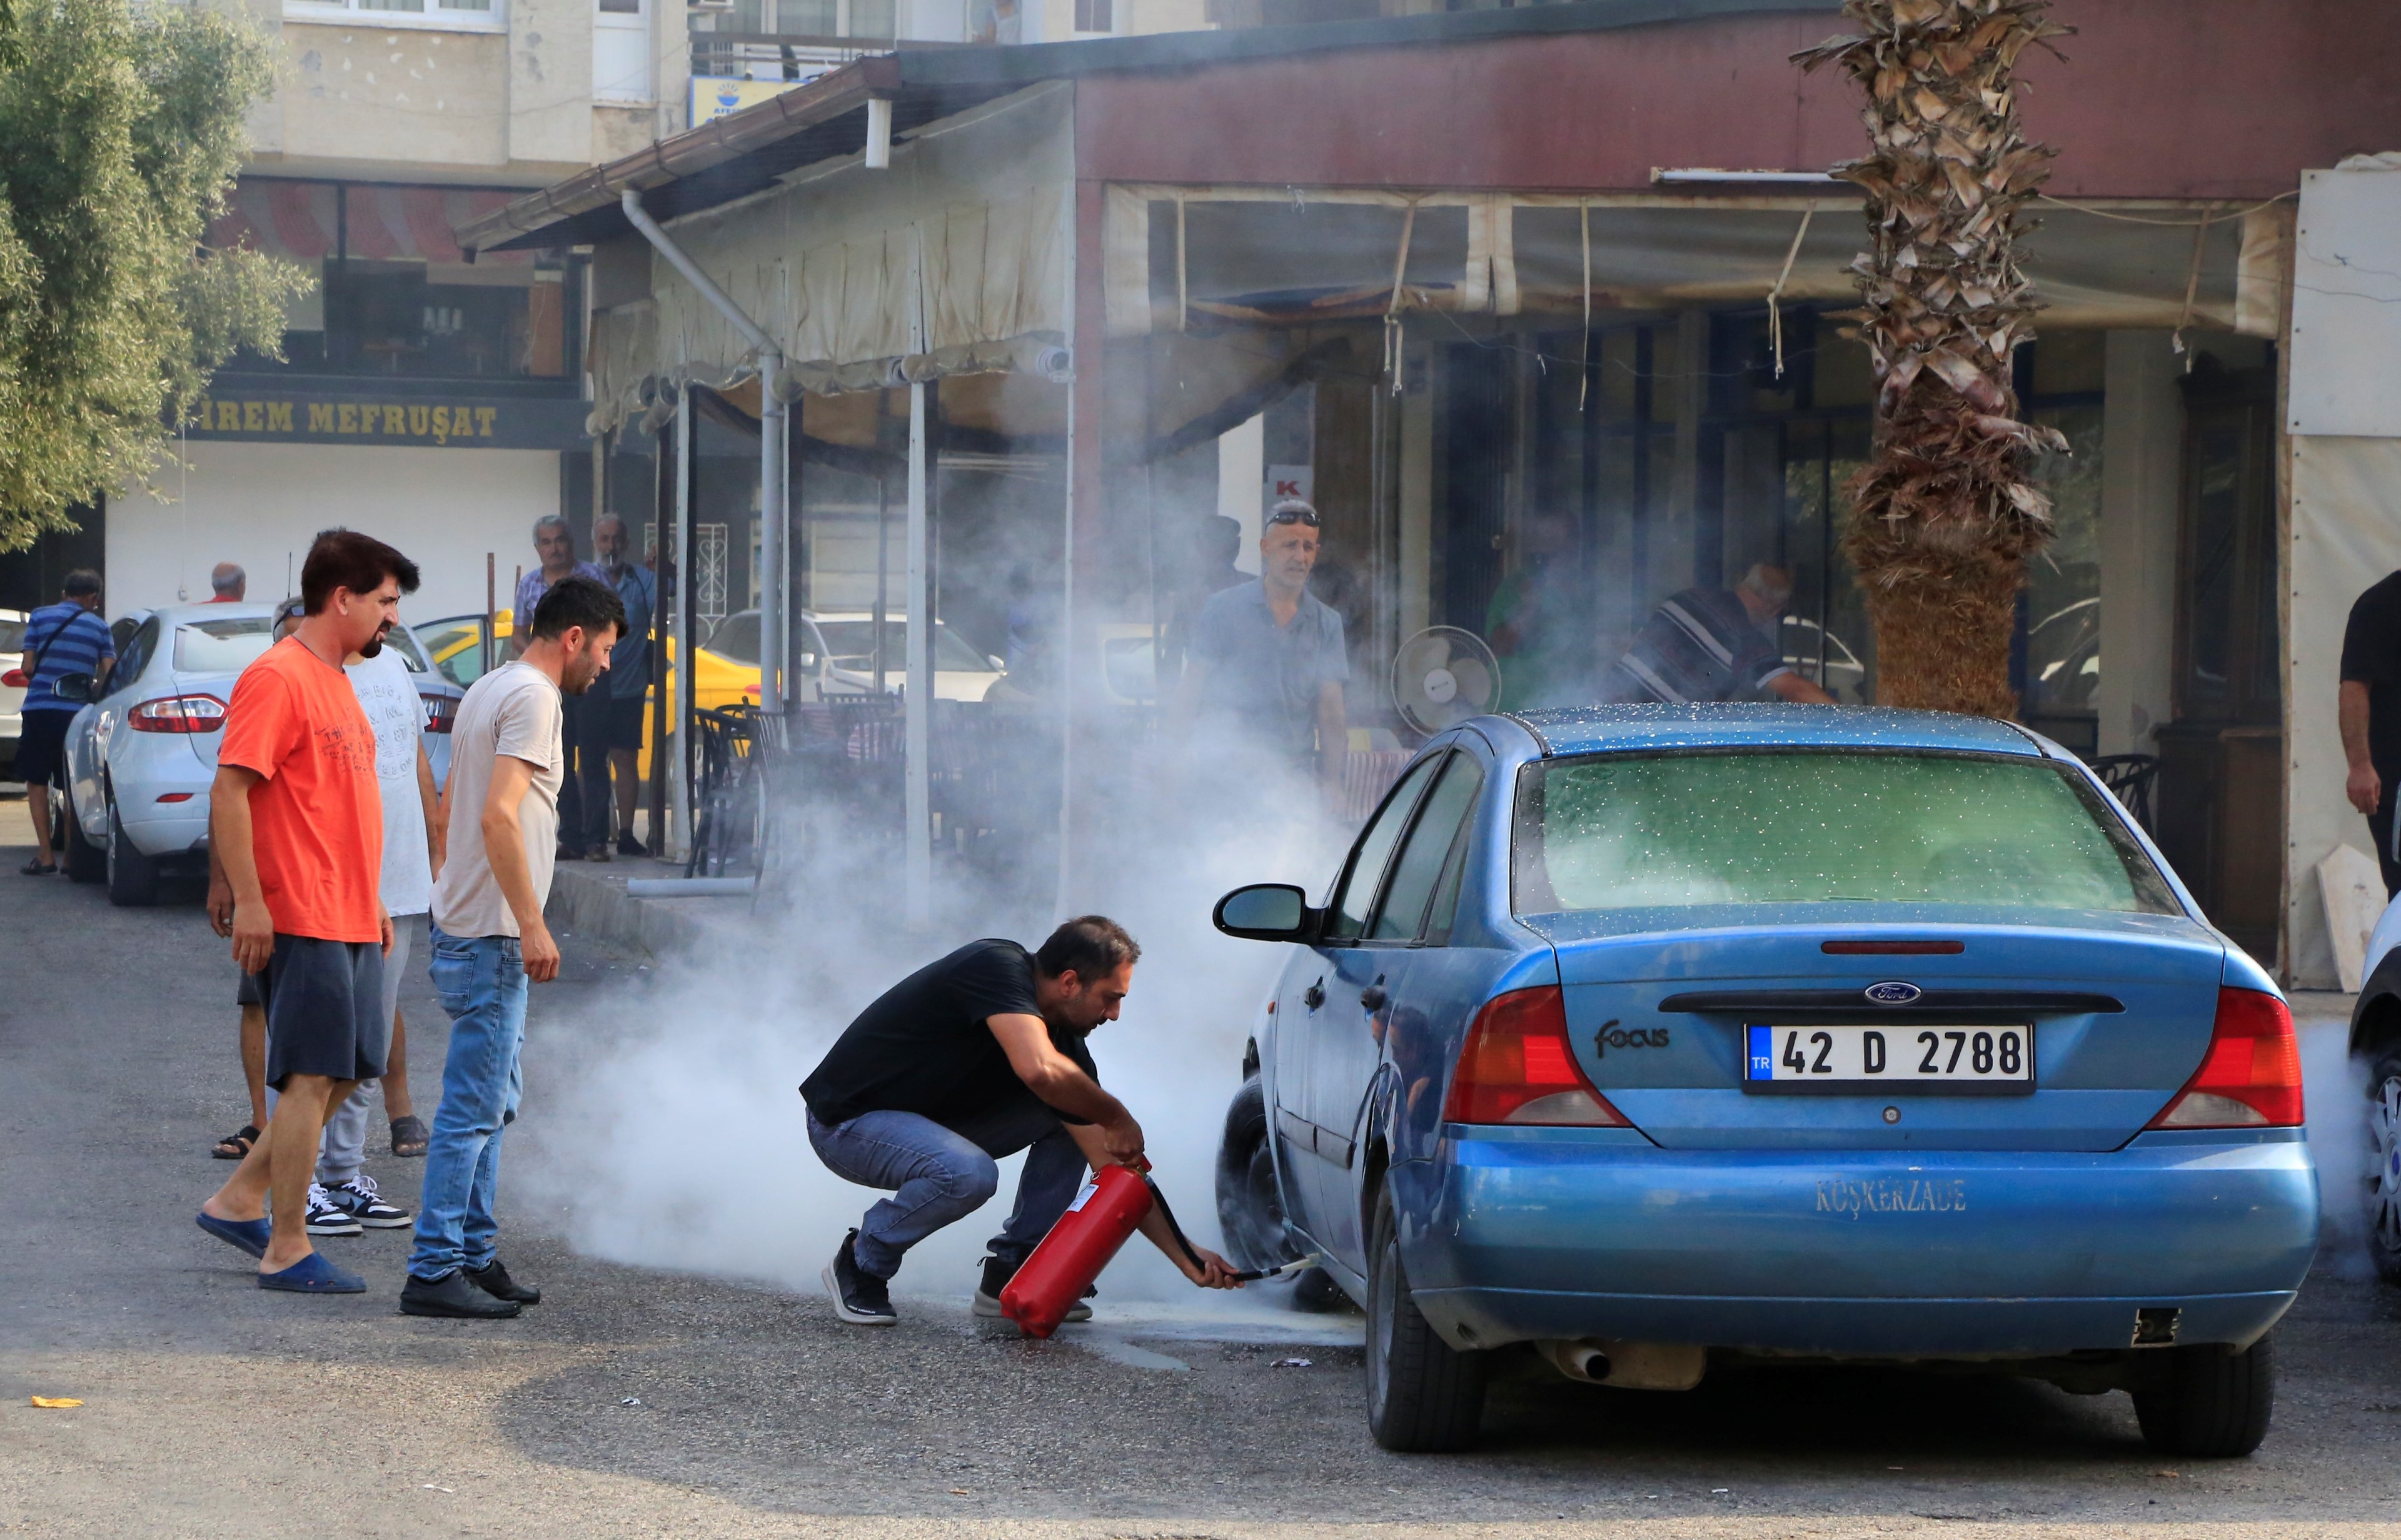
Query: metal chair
[[2085, 753, 2160, 834]]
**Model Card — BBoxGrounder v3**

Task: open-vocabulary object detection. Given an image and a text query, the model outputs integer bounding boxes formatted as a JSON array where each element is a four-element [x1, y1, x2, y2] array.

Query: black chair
[[2085, 753, 2160, 834]]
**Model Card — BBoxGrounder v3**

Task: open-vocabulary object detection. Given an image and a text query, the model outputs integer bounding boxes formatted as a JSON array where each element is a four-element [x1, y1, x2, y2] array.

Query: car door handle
[[1302, 978, 1326, 1010], [1360, 985, 1387, 1011]]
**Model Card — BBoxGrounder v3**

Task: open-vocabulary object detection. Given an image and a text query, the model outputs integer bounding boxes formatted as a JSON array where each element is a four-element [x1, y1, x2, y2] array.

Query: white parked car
[[59, 605, 459, 905], [707, 608, 1009, 703], [0, 608, 26, 774]]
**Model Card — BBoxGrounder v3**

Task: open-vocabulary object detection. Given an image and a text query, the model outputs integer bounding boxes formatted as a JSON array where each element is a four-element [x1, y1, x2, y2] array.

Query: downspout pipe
[[620, 187, 786, 716]]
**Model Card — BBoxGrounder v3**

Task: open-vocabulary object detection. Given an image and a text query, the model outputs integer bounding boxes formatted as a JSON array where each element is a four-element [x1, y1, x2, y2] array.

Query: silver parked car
[[61, 606, 460, 905]]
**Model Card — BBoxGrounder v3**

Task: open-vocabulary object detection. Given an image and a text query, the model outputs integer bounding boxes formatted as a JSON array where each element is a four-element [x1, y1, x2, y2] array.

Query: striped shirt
[[1609, 587, 1789, 705], [19, 602, 115, 713]]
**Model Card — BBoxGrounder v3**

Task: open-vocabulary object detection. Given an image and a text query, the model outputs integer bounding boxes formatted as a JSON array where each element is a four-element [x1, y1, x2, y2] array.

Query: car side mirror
[[1213, 883, 1316, 942]]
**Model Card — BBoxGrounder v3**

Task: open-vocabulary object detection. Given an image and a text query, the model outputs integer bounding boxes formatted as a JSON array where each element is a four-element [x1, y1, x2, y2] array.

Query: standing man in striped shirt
[[1608, 563, 1835, 707], [14, 570, 116, 875]]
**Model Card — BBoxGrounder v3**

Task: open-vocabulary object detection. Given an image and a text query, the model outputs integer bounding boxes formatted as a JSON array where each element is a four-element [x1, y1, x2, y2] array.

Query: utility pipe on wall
[[904, 224, 931, 928], [620, 188, 786, 716]]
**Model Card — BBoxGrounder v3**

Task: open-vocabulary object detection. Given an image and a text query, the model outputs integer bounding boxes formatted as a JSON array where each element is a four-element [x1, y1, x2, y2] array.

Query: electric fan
[[1390, 627, 1501, 735]]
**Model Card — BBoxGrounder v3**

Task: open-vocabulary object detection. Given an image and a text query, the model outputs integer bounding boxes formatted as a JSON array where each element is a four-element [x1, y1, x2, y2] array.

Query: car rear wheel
[[1214, 1075, 1301, 1276], [2362, 1042, 2401, 1284], [1364, 1185, 1487, 1452], [105, 792, 160, 907], [2132, 1336, 2275, 1458], [59, 784, 103, 883]]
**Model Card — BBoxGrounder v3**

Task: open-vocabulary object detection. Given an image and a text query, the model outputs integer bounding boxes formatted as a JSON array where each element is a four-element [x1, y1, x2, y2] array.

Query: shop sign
[[690, 75, 825, 126], [182, 391, 589, 450]]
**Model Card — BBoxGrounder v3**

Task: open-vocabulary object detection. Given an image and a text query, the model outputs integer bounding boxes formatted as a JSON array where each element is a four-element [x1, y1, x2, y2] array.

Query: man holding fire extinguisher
[[801, 916, 1244, 1326]]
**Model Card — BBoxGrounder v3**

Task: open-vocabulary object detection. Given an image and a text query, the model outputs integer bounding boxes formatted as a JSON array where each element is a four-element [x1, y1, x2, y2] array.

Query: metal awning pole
[[618, 187, 784, 715], [904, 224, 932, 929], [672, 383, 694, 860], [760, 363, 785, 715]]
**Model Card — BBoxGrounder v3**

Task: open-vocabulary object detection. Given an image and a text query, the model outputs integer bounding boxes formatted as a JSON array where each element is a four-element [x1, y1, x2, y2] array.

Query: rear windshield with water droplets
[[1511, 750, 2179, 916]]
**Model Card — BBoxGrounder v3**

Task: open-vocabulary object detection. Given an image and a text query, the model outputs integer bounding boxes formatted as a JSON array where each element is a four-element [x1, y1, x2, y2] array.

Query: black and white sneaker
[[971, 1253, 1092, 1322], [822, 1230, 897, 1326], [305, 1184, 364, 1237], [328, 1174, 413, 1228]]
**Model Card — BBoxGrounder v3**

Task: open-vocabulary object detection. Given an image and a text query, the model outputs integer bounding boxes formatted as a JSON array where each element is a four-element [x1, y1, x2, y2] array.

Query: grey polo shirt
[[1189, 580, 1349, 760]]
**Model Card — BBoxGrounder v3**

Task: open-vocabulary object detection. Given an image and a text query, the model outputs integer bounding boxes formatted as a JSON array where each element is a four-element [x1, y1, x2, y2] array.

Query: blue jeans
[[408, 927, 527, 1281], [805, 1099, 1085, 1282]]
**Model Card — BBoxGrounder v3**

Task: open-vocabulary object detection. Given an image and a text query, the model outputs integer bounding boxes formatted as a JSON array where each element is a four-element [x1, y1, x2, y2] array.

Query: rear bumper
[[116, 788, 209, 858], [1396, 1128, 2318, 1357]]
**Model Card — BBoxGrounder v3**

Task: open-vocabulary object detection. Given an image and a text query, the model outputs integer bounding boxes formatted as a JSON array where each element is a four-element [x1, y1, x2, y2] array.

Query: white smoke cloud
[[515, 732, 1344, 1310]]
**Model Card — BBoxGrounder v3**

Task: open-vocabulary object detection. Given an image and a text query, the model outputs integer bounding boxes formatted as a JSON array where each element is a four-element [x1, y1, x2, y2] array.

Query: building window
[[206, 181, 578, 385], [283, 0, 504, 31], [1074, 0, 1112, 29]]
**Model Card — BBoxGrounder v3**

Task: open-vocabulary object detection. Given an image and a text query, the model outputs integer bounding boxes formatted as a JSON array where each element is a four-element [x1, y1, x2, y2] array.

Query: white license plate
[[1744, 1024, 2034, 1088]]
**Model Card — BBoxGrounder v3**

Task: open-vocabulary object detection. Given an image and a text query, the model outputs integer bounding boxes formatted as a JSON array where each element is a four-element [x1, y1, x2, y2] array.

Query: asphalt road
[[7, 799, 2401, 1540]]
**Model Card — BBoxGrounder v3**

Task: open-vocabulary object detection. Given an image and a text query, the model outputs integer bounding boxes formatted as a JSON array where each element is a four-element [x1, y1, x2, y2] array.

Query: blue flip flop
[[196, 1210, 271, 1260], [259, 1252, 367, 1294]]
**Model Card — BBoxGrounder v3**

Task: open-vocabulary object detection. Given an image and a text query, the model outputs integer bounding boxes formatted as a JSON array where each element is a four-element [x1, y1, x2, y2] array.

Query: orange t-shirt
[[218, 636, 385, 942]]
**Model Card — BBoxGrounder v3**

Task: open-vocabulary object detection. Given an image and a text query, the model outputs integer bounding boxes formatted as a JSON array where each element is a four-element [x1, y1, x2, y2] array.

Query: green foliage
[[0, 0, 307, 552]]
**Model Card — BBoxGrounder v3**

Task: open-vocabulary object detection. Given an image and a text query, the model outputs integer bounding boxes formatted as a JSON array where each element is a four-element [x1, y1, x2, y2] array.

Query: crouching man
[[802, 916, 1242, 1325]]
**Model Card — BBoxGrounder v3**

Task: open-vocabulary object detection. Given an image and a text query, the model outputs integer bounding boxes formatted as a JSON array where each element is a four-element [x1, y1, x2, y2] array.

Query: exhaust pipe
[[1536, 1338, 1706, 1391]]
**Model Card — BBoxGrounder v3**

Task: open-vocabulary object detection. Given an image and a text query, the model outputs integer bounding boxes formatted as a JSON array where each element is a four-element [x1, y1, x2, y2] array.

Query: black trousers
[[556, 690, 613, 850], [2373, 777, 2401, 899]]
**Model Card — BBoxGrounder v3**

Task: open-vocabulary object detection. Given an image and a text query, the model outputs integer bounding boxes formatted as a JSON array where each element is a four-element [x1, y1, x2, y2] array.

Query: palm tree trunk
[[1796, 0, 2073, 718]]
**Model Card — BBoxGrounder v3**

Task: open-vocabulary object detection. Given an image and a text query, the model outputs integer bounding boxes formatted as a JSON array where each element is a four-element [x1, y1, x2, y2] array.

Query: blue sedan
[[1211, 706, 2316, 1456]]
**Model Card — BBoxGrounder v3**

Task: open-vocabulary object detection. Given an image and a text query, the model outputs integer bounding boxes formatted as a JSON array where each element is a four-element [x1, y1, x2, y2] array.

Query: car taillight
[[1443, 986, 1630, 1127], [128, 694, 226, 733], [421, 693, 456, 733], [2147, 986, 2304, 1129]]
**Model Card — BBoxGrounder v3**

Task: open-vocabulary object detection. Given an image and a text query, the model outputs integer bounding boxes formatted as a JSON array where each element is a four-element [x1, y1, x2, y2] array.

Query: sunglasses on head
[[1266, 507, 1320, 528]]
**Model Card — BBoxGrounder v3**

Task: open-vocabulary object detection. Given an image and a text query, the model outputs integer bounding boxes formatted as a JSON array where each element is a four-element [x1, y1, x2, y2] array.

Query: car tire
[[1215, 1076, 1302, 1276], [59, 784, 104, 884], [1364, 1185, 1487, 1452], [105, 793, 161, 907], [2131, 1336, 2274, 1459], [2362, 1040, 2401, 1284]]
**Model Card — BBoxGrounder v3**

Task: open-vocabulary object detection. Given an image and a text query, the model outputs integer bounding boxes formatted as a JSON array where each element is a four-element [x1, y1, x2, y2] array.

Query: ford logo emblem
[[1865, 981, 1923, 1005]]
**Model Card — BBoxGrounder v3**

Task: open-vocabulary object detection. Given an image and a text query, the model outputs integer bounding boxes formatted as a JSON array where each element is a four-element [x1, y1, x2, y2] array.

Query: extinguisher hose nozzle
[[1142, 1175, 1321, 1285]]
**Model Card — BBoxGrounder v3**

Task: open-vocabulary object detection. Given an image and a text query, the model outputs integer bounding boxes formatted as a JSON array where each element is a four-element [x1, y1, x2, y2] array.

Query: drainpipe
[[620, 188, 785, 717]]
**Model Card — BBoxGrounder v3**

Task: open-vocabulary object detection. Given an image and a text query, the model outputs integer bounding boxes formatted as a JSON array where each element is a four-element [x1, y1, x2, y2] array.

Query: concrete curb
[[546, 861, 747, 959]]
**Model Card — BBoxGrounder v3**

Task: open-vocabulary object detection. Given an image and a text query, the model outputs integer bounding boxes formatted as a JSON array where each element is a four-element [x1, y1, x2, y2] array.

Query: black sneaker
[[305, 1183, 364, 1237], [327, 1174, 413, 1228], [822, 1230, 896, 1326], [400, 1270, 521, 1319], [616, 832, 647, 858], [971, 1253, 1091, 1322], [555, 843, 583, 863], [465, 1258, 541, 1305]]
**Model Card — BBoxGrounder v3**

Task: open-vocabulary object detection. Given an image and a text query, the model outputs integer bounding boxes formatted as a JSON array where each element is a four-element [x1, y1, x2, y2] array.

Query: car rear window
[[173, 617, 277, 674], [1513, 750, 2178, 916]]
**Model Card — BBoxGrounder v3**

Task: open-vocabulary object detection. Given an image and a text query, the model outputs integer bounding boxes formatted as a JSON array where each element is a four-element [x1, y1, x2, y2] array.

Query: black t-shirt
[[799, 939, 1098, 1127], [2342, 572, 2401, 782]]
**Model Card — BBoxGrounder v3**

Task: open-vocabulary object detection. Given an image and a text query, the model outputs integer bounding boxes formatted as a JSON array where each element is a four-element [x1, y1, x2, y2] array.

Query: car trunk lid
[[1527, 908, 2227, 1152]]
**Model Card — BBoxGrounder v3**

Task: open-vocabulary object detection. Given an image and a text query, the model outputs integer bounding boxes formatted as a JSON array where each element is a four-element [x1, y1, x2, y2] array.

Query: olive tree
[[0, 0, 306, 551]]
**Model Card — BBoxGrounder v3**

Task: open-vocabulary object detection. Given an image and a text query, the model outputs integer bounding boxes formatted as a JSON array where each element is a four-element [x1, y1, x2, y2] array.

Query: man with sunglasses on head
[[1175, 498, 1349, 801]]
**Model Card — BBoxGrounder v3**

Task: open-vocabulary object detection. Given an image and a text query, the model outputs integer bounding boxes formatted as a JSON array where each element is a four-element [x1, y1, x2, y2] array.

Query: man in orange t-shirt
[[198, 529, 421, 1295]]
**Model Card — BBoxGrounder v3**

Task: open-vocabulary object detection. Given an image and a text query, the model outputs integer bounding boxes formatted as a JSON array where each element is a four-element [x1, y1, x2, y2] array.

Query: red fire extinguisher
[[1000, 1164, 1317, 1337], [1000, 1165, 1152, 1338]]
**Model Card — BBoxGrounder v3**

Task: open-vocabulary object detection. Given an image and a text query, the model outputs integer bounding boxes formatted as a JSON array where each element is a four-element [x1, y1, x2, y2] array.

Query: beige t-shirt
[[431, 661, 562, 939]]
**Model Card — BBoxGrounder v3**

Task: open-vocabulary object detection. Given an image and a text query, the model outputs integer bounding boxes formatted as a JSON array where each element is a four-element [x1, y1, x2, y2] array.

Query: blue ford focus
[[1210, 706, 2316, 1456]]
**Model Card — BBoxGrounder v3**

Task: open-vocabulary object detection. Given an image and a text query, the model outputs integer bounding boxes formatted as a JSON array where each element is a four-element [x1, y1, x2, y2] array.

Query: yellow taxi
[[416, 611, 760, 778]]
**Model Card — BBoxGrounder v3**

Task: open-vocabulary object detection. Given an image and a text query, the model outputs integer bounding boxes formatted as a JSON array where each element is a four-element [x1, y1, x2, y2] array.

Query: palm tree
[[1796, 0, 2072, 718]]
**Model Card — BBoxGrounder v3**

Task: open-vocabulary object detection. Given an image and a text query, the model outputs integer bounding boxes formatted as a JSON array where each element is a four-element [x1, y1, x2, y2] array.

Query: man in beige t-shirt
[[403, 575, 622, 1321]]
